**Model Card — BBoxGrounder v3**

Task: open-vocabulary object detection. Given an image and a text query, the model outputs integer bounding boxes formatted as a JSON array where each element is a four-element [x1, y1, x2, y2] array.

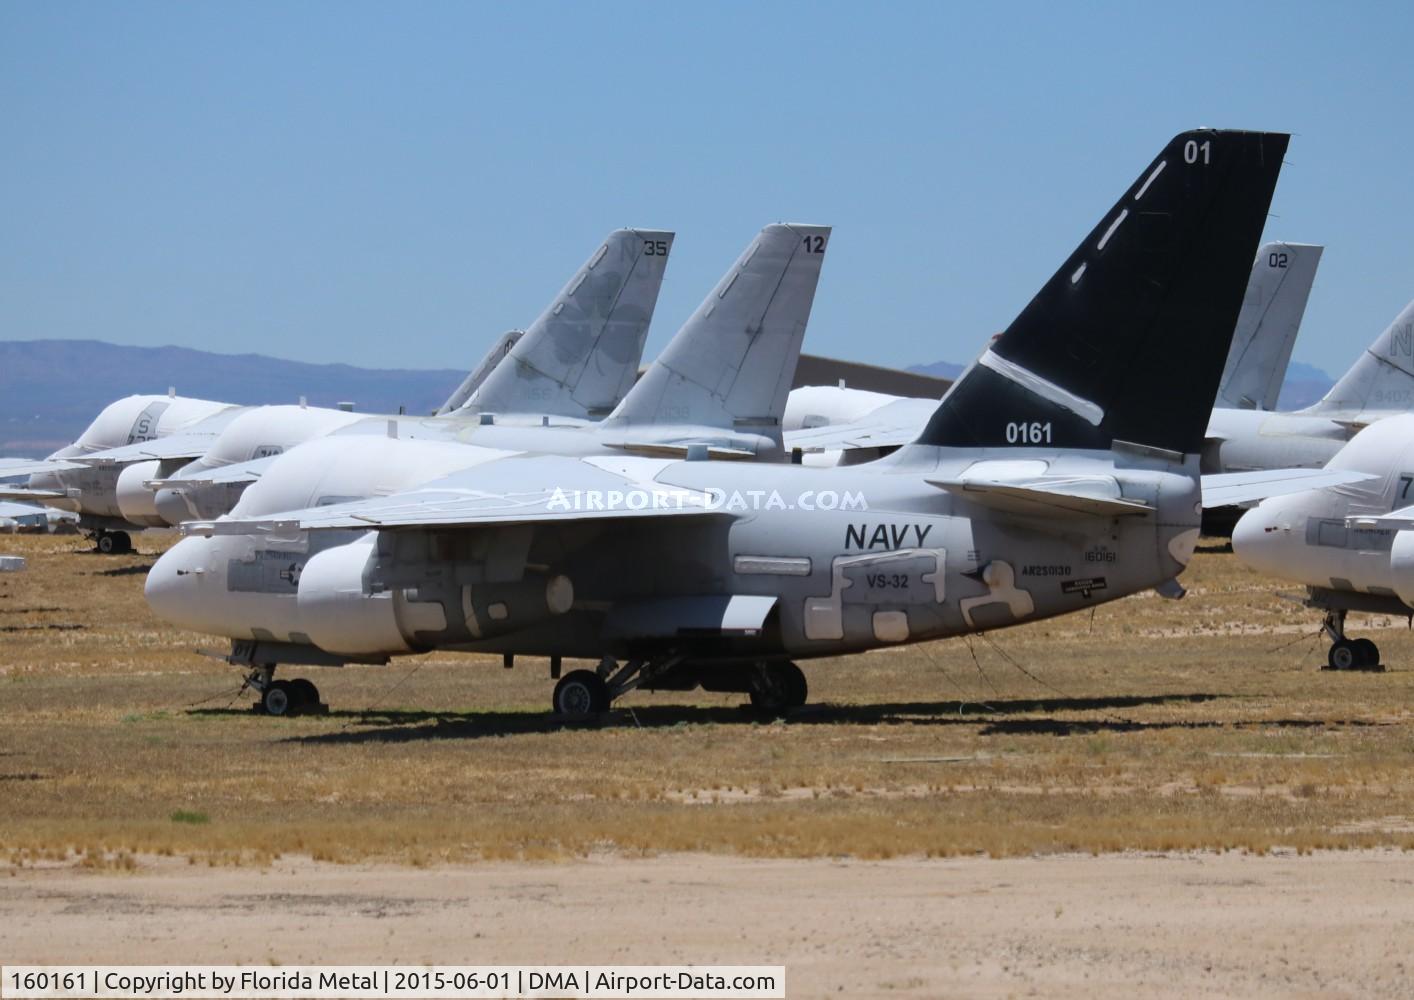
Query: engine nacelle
[[297, 535, 417, 656], [116, 460, 166, 527], [1387, 530, 1414, 609], [296, 534, 575, 656]]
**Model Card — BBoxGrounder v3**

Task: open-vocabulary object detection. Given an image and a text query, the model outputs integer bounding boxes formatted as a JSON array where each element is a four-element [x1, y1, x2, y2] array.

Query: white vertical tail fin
[[435, 330, 524, 415], [603, 223, 830, 447], [1307, 298, 1414, 420], [466, 229, 674, 419], [1217, 241, 1322, 411]]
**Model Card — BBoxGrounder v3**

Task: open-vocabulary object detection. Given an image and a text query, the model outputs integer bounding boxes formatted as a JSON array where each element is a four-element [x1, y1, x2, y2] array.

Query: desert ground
[[2, 532, 1413, 995]]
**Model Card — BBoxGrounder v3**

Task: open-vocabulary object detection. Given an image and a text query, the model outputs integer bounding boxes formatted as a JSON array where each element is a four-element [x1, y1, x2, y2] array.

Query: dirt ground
[[2, 532, 1414, 994], [4, 850, 1413, 997]]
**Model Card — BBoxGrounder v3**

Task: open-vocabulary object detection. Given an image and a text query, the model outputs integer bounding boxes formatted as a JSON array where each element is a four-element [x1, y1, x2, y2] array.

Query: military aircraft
[[148, 130, 1370, 721], [0, 393, 243, 552], [1201, 297, 1414, 474], [783, 239, 1324, 466], [0, 500, 78, 533], [178, 221, 830, 530], [145, 229, 675, 525], [0, 230, 674, 544], [148, 220, 833, 713], [1231, 412, 1414, 670]]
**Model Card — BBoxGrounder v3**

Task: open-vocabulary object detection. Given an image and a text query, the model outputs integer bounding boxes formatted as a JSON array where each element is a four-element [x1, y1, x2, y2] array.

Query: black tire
[[749, 662, 808, 713], [1328, 640, 1358, 671], [289, 678, 321, 708], [553, 670, 610, 718], [96, 533, 116, 554], [779, 661, 808, 708], [112, 531, 133, 554], [1354, 638, 1379, 667], [262, 680, 295, 717]]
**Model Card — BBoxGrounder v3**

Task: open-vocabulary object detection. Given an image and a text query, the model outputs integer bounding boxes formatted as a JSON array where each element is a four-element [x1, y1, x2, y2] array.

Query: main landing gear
[[748, 661, 808, 714], [1321, 609, 1385, 672], [93, 529, 132, 555], [549, 657, 809, 720], [244, 665, 327, 716]]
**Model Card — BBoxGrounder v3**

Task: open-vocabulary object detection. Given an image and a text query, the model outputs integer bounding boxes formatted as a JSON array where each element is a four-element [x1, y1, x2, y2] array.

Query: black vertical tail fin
[[915, 129, 1289, 455]]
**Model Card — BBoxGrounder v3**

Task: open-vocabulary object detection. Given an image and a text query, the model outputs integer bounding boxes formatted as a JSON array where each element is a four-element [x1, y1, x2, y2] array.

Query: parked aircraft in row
[[0, 229, 675, 551], [0, 230, 1323, 545], [1234, 412, 1414, 670], [785, 241, 1414, 495], [146, 129, 1366, 718], [0, 230, 948, 550]]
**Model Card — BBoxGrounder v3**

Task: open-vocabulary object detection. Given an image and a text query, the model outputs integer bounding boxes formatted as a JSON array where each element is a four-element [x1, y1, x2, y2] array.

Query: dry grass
[[2, 532, 1414, 865]]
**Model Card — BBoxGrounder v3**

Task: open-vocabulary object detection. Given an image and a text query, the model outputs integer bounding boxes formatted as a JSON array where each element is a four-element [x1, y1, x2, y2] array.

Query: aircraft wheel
[[1328, 640, 1359, 671], [112, 531, 133, 554], [289, 678, 321, 710], [1354, 638, 1380, 668], [553, 670, 609, 718], [749, 662, 808, 714], [96, 533, 116, 554], [778, 661, 808, 708], [262, 680, 297, 717]]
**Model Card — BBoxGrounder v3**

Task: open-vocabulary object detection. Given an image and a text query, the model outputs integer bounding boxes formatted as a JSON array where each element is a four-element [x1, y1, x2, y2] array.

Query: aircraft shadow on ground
[[173, 692, 1322, 745], [89, 563, 155, 577]]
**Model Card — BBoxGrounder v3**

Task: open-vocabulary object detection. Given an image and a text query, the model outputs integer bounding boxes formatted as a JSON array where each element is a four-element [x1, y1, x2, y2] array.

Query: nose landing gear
[[245, 665, 327, 716], [1322, 610, 1385, 672]]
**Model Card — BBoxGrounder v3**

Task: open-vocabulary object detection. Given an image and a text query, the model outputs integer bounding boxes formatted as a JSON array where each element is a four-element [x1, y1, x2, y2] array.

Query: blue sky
[[3, 2, 1412, 378]]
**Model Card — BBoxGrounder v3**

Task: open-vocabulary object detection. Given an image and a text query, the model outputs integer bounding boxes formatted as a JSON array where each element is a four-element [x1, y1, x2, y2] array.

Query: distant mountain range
[[0, 340, 466, 457], [1272, 361, 1338, 410], [0, 340, 1338, 458]]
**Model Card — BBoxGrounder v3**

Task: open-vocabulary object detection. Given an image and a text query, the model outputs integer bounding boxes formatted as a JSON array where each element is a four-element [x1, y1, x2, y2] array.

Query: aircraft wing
[[1200, 469, 1375, 508], [147, 455, 280, 490], [607, 442, 757, 461], [927, 475, 1155, 518], [0, 457, 87, 478], [0, 500, 48, 517], [184, 454, 729, 536], [71, 432, 217, 465], [0, 486, 70, 502], [784, 397, 937, 452]]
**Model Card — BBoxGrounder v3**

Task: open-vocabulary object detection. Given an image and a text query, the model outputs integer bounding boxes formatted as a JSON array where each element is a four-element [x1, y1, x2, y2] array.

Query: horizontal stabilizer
[[1201, 468, 1376, 508], [1347, 503, 1414, 530], [785, 397, 937, 452], [926, 475, 1154, 518]]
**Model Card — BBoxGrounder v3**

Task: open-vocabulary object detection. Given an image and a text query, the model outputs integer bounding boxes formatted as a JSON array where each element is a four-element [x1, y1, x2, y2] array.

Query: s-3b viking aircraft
[[151, 129, 1357, 719], [1233, 411, 1414, 670]]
